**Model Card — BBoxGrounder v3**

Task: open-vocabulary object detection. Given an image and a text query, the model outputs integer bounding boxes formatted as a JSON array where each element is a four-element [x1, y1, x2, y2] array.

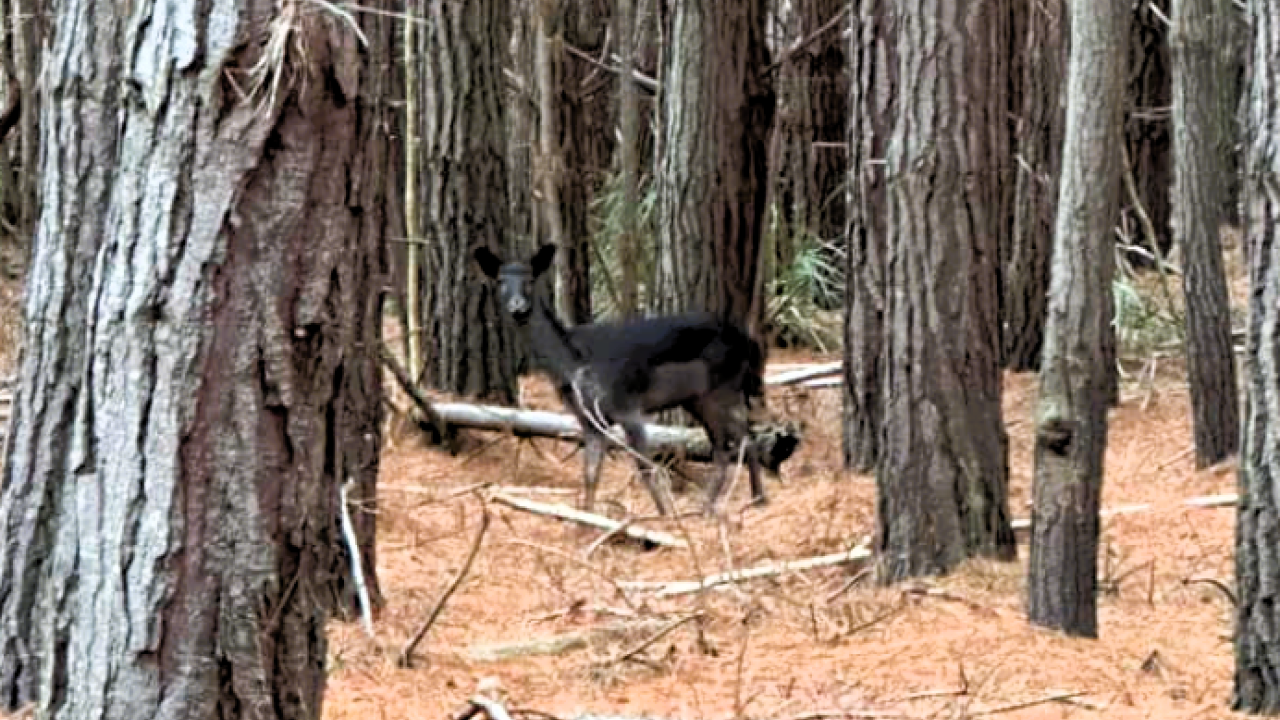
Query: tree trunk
[[1027, 0, 1129, 639], [1171, 0, 1239, 469], [1124, 0, 1173, 265], [558, 0, 613, 324], [418, 0, 520, 403], [653, 0, 775, 336], [616, 0, 641, 318], [842, 0, 893, 473], [0, 1, 392, 716], [1233, 0, 1280, 711], [1004, 0, 1066, 372], [876, 0, 1016, 582], [10, 0, 39, 240], [766, 0, 848, 272]]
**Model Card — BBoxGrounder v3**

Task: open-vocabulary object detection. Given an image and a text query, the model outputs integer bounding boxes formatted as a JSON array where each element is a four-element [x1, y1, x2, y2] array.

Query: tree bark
[[1027, 0, 1129, 639], [766, 0, 848, 272], [418, 0, 520, 403], [653, 0, 775, 336], [1233, 0, 1280, 711], [842, 0, 893, 473], [558, 0, 613, 324], [615, 0, 640, 318], [1004, 0, 1066, 372], [1124, 0, 1174, 265], [1171, 0, 1239, 469], [876, 0, 1016, 582], [0, 1, 392, 716]]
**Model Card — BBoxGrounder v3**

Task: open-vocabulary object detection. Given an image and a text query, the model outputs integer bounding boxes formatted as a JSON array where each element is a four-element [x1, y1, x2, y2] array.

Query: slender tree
[[615, 0, 641, 317], [1004, 0, 1066, 371], [653, 0, 776, 334], [0, 0, 393, 715], [1170, 0, 1239, 468], [417, 0, 520, 402], [1027, 0, 1129, 638], [1234, 0, 1280, 711], [876, 0, 1016, 580], [842, 0, 893, 473]]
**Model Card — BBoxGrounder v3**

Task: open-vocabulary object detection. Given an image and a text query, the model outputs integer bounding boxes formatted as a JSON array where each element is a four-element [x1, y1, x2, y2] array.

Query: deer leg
[[620, 417, 672, 515], [582, 430, 607, 513]]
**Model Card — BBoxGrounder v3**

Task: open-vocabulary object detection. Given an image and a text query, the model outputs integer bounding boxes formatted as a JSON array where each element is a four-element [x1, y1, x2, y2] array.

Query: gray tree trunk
[[0, 1, 392, 717], [418, 0, 519, 403], [653, 0, 775, 335], [1171, 0, 1239, 469], [842, 0, 893, 473], [615, 0, 641, 317], [1233, 0, 1280, 711], [1027, 0, 1129, 639], [876, 0, 1016, 582], [1004, 0, 1066, 372]]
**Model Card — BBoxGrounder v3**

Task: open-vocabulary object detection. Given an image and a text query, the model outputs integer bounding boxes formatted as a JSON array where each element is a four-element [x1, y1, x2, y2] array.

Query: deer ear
[[474, 246, 503, 279], [530, 244, 557, 277]]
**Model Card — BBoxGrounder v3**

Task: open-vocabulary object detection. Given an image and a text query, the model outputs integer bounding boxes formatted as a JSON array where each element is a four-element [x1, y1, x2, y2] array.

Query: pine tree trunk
[[876, 0, 1016, 581], [558, 0, 613, 324], [1171, 0, 1239, 469], [418, 0, 519, 403], [1233, 0, 1280, 711], [653, 0, 775, 334], [1027, 0, 1129, 639], [766, 0, 848, 271], [842, 0, 893, 473], [1004, 0, 1065, 372], [1124, 0, 1173, 264], [615, 0, 641, 317], [0, 1, 392, 716]]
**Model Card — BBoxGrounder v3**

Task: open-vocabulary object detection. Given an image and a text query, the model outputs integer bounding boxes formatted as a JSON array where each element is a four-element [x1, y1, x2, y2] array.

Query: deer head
[[474, 244, 557, 325]]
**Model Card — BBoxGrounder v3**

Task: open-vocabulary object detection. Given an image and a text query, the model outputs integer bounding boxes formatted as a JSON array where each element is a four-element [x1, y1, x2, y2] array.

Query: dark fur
[[474, 244, 767, 514]]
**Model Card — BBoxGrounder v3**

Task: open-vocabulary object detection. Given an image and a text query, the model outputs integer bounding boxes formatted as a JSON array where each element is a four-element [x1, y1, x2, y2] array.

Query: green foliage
[[764, 207, 844, 352], [588, 167, 658, 319]]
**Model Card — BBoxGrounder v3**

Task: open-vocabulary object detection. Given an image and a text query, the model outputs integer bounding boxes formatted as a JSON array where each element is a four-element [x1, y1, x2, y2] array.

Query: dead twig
[[602, 612, 704, 668], [502, 538, 640, 612], [379, 342, 454, 450], [398, 498, 490, 667], [1182, 575, 1237, 606], [967, 691, 1088, 717]]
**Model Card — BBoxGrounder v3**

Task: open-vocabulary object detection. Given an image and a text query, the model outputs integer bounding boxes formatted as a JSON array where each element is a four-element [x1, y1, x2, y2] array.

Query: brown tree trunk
[[876, 0, 1016, 582], [1027, 0, 1129, 639], [842, 0, 893, 473], [766, 0, 848, 271], [1124, 0, 1173, 264], [615, 0, 641, 317], [558, 0, 613, 324], [0, 1, 392, 716], [1234, 0, 1280, 712], [653, 0, 775, 336], [1004, 0, 1066, 372], [1171, 0, 1239, 469], [418, 0, 520, 403]]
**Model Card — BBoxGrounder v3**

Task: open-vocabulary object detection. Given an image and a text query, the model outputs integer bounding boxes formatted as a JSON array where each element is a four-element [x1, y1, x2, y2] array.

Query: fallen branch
[[339, 478, 375, 638], [466, 618, 670, 662], [622, 544, 872, 598], [765, 361, 843, 386], [968, 690, 1087, 717], [489, 492, 688, 550], [432, 401, 802, 472], [399, 499, 490, 668], [600, 612, 703, 668], [1011, 492, 1236, 532]]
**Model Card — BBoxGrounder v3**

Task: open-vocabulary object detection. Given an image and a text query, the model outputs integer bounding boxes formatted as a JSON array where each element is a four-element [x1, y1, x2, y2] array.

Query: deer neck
[[525, 297, 586, 382]]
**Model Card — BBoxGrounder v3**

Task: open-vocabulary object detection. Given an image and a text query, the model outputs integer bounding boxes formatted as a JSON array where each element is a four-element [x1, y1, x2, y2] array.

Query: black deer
[[474, 243, 767, 515]]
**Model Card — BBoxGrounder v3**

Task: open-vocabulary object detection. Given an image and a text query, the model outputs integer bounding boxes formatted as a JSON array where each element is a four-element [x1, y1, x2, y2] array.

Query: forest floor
[[323, 351, 1243, 720]]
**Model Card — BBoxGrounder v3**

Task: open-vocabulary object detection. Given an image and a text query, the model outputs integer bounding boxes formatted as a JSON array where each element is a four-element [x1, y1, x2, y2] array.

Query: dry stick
[[732, 610, 757, 720], [763, 5, 853, 75], [399, 499, 491, 668], [378, 343, 452, 448], [469, 695, 515, 720], [489, 491, 688, 549], [1183, 575, 1237, 606], [339, 477, 376, 638], [1121, 144, 1180, 321], [622, 545, 873, 597], [967, 691, 1087, 717], [602, 612, 704, 667]]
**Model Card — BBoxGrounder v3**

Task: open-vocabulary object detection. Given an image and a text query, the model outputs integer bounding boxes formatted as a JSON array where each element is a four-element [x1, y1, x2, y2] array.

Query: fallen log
[[431, 401, 802, 473], [488, 492, 688, 549]]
